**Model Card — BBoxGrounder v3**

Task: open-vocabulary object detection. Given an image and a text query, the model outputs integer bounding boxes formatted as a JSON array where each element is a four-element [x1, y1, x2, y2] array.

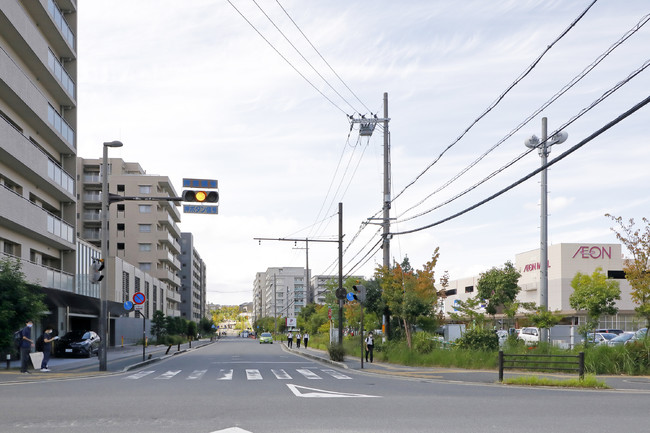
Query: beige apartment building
[[76, 157, 182, 317], [1, 1, 79, 335]]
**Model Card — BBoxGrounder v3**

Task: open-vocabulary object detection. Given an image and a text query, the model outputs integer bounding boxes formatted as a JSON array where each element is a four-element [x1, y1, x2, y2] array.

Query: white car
[[518, 327, 540, 344]]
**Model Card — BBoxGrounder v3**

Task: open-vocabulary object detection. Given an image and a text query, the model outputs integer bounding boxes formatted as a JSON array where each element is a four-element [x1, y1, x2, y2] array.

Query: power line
[[390, 0, 599, 205], [226, 0, 350, 116], [274, 0, 372, 114], [391, 94, 650, 236]]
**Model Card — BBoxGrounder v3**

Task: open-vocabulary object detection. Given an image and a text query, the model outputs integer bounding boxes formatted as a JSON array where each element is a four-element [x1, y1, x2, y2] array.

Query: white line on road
[[286, 384, 380, 398], [296, 369, 322, 380], [321, 369, 352, 379], [217, 369, 233, 380], [187, 370, 207, 380], [125, 370, 154, 379], [156, 370, 181, 379], [271, 369, 292, 379], [246, 369, 263, 380]]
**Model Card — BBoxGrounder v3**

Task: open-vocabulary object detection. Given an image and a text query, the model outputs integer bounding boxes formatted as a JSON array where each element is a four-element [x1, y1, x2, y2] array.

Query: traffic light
[[352, 284, 366, 304], [89, 258, 104, 284], [182, 190, 219, 203]]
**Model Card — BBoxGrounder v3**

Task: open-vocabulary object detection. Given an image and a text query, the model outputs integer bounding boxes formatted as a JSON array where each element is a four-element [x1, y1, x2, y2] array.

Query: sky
[[76, 0, 650, 306]]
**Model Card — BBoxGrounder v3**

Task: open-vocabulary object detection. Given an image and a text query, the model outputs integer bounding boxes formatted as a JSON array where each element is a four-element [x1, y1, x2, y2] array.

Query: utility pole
[[273, 274, 277, 333], [350, 92, 391, 340]]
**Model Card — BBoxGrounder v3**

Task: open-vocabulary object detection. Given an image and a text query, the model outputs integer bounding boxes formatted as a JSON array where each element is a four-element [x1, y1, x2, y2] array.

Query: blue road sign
[[183, 205, 218, 214], [133, 292, 146, 305], [124, 301, 133, 311], [183, 178, 218, 189], [346, 292, 355, 301]]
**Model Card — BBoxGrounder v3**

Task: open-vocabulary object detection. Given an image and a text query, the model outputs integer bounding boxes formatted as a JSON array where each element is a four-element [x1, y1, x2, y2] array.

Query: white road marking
[[246, 369, 263, 380], [210, 428, 253, 433], [296, 369, 322, 379], [217, 369, 233, 380], [321, 369, 352, 379], [271, 369, 292, 379], [286, 384, 380, 398], [155, 370, 181, 379], [187, 370, 207, 380], [125, 370, 154, 379]]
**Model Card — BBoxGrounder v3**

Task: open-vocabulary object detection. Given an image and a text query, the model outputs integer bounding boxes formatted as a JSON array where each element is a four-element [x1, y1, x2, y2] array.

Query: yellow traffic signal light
[[182, 190, 218, 203]]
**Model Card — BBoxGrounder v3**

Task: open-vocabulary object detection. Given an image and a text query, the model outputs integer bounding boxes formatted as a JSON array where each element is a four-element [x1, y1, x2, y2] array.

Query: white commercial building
[[442, 243, 641, 330]]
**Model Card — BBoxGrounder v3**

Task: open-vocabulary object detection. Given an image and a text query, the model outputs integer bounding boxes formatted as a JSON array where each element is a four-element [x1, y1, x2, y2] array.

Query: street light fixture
[[99, 140, 123, 371], [524, 118, 567, 344]]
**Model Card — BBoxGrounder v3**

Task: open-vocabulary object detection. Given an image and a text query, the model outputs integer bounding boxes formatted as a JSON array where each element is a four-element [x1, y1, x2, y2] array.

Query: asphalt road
[[1, 337, 647, 433]]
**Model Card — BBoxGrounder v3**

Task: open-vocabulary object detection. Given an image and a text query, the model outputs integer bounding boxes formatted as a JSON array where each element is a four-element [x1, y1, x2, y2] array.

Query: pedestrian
[[364, 332, 374, 363], [296, 331, 302, 348], [40, 325, 58, 372], [287, 331, 293, 348], [19, 320, 34, 374], [303, 332, 309, 348]]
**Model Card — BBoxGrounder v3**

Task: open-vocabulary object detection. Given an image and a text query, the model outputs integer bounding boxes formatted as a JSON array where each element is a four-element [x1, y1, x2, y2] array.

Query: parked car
[[586, 332, 617, 345], [259, 332, 273, 344], [518, 327, 540, 344], [607, 332, 635, 346], [628, 328, 648, 344], [595, 329, 624, 335], [55, 330, 100, 357]]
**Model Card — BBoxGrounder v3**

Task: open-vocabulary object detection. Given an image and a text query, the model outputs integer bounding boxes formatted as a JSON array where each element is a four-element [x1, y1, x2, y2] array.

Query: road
[[1, 336, 647, 433]]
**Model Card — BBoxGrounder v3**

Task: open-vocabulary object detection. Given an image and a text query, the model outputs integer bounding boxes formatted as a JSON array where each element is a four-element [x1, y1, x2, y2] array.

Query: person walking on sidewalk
[[364, 332, 374, 363], [40, 325, 58, 372], [296, 332, 302, 348], [287, 331, 293, 348], [303, 332, 309, 348], [19, 320, 34, 373]]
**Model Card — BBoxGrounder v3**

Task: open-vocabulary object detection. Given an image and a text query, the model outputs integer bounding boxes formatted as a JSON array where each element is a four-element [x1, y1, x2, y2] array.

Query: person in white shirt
[[287, 331, 293, 348], [364, 332, 374, 363], [296, 332, 302, 348], [303, 332, 309, 348]]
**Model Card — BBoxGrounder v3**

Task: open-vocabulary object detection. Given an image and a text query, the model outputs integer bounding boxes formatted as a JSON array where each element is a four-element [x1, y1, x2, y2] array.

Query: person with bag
[[19, 320, 34, 374], [39, 325, 58, 372]]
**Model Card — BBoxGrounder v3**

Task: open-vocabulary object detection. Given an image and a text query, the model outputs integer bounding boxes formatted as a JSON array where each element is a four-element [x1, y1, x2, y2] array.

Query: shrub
[[455, 327, 498, 351], [328, 343, 346, 362], [413, 332, 437, 354]]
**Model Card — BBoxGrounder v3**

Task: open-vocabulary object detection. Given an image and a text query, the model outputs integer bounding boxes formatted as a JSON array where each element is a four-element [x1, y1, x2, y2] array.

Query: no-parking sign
[[133, 292, 146, 305]]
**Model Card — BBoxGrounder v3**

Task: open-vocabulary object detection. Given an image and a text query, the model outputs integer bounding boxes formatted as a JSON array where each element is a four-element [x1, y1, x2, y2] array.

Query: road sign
[[183, 205, 218, 214], [133, 292, 146, 305], [134, 304, 144, 311], [346, 292, 355, 301], [183, 178, 218, 189], [124, 301, 133, 311]]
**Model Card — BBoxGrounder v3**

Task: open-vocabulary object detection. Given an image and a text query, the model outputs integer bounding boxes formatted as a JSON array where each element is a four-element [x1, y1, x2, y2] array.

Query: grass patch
[[502, 374, 609, 389]]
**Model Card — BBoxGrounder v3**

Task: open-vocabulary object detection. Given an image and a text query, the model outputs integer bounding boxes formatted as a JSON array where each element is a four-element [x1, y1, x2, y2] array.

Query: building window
[[139, 224, 152, 233], [117, 243, 125, 250], [117, 223, 125, 231], [139, 185, 151, 194], [122, 271, 130, 303], [117, 204, 125, 212], [140, 263, 152, 271], [139, 205, 152, 213], [445, 289, 457, 296], [465, 286, 474, 293], [117, 184, 125, 192], [139, 243, 152, 252]]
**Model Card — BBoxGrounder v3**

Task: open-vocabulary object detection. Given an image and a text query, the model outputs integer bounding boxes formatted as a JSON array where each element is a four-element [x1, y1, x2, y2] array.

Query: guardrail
[[498, 350, 584, 382]]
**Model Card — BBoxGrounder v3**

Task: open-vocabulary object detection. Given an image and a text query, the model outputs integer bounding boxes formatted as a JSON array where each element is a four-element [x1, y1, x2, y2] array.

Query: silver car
[[607, 332, 635, 346]]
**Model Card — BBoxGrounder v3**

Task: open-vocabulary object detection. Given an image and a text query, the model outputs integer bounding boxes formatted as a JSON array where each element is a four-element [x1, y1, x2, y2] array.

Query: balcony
[[166, 289, 181, 303], [6, 253, 74, 292], [160, 232, 181, 255]]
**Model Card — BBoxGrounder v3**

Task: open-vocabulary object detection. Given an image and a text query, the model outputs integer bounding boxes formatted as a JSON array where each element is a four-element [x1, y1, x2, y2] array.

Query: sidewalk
[[285, 343, 650, 392]]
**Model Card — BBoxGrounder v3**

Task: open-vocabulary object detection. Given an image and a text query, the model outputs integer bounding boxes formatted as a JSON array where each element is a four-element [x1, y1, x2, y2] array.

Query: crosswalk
[[125, 367, 352, 381]]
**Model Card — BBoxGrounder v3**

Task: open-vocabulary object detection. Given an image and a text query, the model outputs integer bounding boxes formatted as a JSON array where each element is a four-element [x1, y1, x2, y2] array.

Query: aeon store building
[[442, 243, 640, 330]]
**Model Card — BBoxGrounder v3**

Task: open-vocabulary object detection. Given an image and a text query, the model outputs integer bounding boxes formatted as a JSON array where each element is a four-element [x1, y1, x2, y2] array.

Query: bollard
[[6, 354, 10, 370]]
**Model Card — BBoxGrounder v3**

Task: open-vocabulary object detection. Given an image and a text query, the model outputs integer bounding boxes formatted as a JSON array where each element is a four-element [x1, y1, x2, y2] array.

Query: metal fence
[[498, 350, 584, 382]]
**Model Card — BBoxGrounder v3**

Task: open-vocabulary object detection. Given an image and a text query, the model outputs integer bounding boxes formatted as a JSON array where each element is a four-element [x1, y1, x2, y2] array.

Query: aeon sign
[[572, 245, 612, 260]]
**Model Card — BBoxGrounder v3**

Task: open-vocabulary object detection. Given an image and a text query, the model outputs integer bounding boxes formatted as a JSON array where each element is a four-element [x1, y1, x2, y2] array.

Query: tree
[[199, 317, 215, 336], [607, 214, 650, 329], [569, 267, 621, 340], [526, 306, 562, 330], [476, 261, 521, 317], [150, 310, 167, 342], [376, 250, 439, 349], [0, 257, 47, 352]]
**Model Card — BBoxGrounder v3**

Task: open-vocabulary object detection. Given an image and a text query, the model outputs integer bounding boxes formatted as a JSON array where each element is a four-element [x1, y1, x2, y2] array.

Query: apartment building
[[255, 267, 307, 320], [179, 232, 207, 323], [0, 1, 78, 334], [311, 274, 364, 305], [76, 157, 182, 316]]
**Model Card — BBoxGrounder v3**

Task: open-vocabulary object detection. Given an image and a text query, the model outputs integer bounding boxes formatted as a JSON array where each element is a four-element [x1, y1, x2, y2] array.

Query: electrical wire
[[391, 94, 650, 236], [226, 0, 350, 116], [251, 0, 361, 114], [391, 0, 599, 205], [274, 0, 372, 114]]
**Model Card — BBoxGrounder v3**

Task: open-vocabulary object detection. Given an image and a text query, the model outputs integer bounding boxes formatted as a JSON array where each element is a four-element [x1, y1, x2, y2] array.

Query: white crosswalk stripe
[[271, 369, 292, 380], [296, 369, 322, 379], [156, 370, 182, 379], [124, 368, 352, 381], [187, 370, 207, 380]]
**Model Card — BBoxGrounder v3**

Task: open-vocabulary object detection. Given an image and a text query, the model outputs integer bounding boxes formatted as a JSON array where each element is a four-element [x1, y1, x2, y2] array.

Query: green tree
[[476, 261, 521, 317], [377, 251, 440, 349], [198, 317, 215, 336], [150, 310, 167, 341], [0, 257, 47, 352], [569, 267, 621, 341], [187, 321, 198, 339], [526, 306, 562, 330], [448, 296, 488, 329], [607, 214, 650, 330]]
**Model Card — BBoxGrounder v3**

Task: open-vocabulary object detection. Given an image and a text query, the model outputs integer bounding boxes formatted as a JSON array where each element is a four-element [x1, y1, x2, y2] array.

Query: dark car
[[55, 330, 100, 358]]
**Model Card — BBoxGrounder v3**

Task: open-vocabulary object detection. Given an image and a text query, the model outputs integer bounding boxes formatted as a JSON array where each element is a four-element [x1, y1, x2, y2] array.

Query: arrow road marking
[[286, 384, 380, 398]]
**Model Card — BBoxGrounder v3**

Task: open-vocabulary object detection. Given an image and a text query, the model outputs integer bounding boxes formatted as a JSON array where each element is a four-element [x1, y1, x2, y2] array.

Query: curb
[[281, 343, 348, 369]]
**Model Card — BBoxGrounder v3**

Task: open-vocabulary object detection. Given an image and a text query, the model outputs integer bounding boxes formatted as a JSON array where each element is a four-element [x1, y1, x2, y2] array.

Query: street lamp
[[99, 140, 123, 371], [524, 118, 567, 344]]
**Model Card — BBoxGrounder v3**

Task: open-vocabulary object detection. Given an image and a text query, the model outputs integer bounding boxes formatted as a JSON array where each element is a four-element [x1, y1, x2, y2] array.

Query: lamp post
[[99, 140, 123, 371], [524, 118, 567, 344]]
